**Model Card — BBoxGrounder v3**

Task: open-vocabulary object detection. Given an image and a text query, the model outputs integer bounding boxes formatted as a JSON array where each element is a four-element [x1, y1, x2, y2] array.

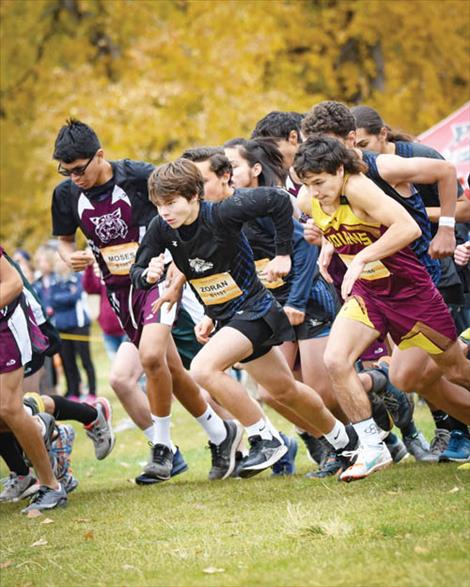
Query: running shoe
[[403, 432, 434, 462], [84, 397, 115, 460], [238, 435, 287, 478], [428, 428, 451, 462], [61, 474, 79, 493], [438, 430, 470, 463], [21, 483, 67, 513], [208, 420, 243, 480], [23, 392, 45, 416], [51, 424, 78, 492], [135, 447, 188, 485], [272, 432, 298, 476], [305, 448, 342, 479], [384, 432, 409, 463], [0, 473, 39, 502], [339, 442, 392, 482], [298, 432, 329, 465], [370, 392, 393, 433], [141, 443, 174, 481], [375, 362, 414, 430], [37, 413, 56, 451]]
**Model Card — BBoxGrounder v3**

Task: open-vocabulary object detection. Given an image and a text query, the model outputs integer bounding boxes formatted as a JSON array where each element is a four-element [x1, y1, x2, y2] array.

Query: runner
[[131, 158, 359, 478], [51, 119, 240, 482], [294, 136, 470, 480]]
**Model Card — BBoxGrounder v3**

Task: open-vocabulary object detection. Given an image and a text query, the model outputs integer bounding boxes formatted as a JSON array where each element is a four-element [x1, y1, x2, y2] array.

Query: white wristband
[[438, 216, 455, 228]]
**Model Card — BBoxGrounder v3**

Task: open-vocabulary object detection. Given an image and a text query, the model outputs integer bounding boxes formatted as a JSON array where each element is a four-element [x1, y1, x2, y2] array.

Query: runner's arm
[[285, 221, 318, 312], [0, 255, 23, 309], [130, 217, 166, 289]]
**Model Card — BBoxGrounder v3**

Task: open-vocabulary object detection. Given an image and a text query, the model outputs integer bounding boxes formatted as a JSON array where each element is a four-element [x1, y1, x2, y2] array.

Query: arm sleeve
[[51, 182, 78, 236], [285, 221, 319, 311], [130, 216, 166, 289], [218, 188, 293, 255]]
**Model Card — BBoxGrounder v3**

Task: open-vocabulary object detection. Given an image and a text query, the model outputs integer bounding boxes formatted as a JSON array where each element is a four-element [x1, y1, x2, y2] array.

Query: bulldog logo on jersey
[[90, 209, 129, 243], [189, 257, 214, 273]]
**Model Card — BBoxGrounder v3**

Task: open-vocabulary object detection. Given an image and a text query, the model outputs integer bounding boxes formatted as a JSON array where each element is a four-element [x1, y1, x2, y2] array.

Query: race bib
[[100, 242, 139, 275], [339, 254, 390, 281], [190, 272, 243, 306], [254, 258, 285, 289]]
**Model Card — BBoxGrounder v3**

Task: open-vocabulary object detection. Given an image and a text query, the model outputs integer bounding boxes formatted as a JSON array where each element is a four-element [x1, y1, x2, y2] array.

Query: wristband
[[438, 216, 455, 228]]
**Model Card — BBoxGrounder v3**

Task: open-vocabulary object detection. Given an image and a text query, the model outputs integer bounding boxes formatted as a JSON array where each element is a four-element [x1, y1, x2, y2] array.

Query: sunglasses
[[57, 152, 97, 177]]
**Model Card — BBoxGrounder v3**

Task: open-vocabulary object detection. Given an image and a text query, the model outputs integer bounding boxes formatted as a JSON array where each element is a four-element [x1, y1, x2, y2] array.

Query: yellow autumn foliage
[[1, 0, 469, 251]]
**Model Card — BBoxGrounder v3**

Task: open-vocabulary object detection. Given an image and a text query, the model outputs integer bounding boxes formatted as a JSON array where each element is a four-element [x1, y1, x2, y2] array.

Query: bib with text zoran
[[339, 254, 390, 281], [254, 258, 286, 289], [100, 242, 139, 275], [190, 272, 243, 305]]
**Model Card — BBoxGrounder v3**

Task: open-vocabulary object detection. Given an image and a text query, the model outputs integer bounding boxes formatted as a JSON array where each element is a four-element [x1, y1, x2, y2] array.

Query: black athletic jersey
[[51, 159, 156, 289], [131, 187, 293, 321]]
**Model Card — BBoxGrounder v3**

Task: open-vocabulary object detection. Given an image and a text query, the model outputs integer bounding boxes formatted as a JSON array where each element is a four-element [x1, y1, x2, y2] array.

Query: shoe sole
[[21, 497, 68, 514], [135, 462, 189, 485], [221, 421, 245, 480], [340, 456, 393, 482], [439, 456, 470, 463], [96, 398, 116, 460], [238, 443, 288, 479]]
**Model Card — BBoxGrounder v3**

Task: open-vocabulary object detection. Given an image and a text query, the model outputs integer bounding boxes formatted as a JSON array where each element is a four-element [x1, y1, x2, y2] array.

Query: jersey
[[52, 159, 156, 290], [363, 150, 440, 284], [132, 187, 293, 322]]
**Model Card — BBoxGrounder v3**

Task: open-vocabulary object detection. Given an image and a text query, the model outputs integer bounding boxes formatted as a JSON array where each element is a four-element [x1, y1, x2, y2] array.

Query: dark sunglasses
[[57, 152, 97, 177]]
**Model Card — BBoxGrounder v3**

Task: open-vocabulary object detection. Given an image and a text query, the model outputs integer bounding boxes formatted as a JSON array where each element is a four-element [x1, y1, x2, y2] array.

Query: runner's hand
[[454, 241, 470, 266], [151, 283, 181, 314], [262, 255, 291, 282], [303, 219, 323, 246], [194, 316, 214, 344], [429, 226, 456, 259], [69, 250, 94, 272], [283, 306, 305, 326], [341, 257, 365, 299], [318, 241, 334, 284], [146, 254, 165, 284]]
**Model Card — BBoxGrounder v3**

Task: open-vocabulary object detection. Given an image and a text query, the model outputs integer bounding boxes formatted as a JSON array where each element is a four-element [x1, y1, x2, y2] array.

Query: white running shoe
[[84, 398, 115, 460], [339, 442, 392, 482]]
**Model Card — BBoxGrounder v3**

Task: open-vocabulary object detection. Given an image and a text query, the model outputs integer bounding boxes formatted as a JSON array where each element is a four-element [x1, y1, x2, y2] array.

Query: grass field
[[1, 337, 469, 587]]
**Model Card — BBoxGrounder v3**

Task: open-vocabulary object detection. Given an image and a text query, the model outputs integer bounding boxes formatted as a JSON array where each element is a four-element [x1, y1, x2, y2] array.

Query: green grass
[[1, 338, 469, 587]]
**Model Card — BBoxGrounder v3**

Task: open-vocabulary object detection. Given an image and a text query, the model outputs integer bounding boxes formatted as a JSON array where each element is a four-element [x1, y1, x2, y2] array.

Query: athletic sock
[[324, 419, 349, 450], [401, 419, 419, 438], [0, 433, 30, 476], [153, 415, 176, 452], [431, 410, 468, 434], [143, 423, 156, 443], [353, 418, 383, 448], [264, 415, 283, 443], [195, 406, 227, 445], [245, 418, 273, 441], [50, 395, 97, 426]]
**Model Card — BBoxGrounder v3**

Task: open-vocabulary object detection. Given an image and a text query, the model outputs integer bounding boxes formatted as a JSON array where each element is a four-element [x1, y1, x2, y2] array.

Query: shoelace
[[208, 442, 223, 465]]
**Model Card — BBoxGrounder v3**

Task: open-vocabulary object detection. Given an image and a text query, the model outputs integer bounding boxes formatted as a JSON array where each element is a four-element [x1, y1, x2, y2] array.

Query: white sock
[[353, 418, 382, 448], [143, 423, 156, 443], [264, 415, 283, 442], [195, 406, 227, 445], [153, 415, 176, 452], [324, 419, 349, 450], [245, 418, 272, 441]]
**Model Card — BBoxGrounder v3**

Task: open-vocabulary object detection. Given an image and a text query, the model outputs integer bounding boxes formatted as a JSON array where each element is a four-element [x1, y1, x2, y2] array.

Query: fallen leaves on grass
[[74, 518, 91, 523], [0, 560, 13, 569], [41, 518, 54, 525], [203, 567, 225, 574], [414, 545, 429, 554], [26, 510, 42, 519], [84, 530, 94, 541], [31, 538, 48, 547], [448, 486, 461, 493], [457, 463, 470, 470]]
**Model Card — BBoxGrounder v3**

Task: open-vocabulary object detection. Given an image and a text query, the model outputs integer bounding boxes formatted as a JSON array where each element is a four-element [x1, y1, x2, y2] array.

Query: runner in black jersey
[[131, 158, 358, 478], [298, 103, 470, 434], [51, 120, 241, 482]]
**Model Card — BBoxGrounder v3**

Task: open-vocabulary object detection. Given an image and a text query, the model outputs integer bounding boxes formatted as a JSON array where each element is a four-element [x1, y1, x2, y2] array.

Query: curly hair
[[293, 136, 367, 180], [302, 101, 356, 139]]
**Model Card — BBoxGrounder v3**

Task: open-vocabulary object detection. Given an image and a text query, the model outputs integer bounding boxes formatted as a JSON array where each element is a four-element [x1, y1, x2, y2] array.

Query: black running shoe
[[208, 420, 243, 480], [369, 393, 393, 434], [142, 443, 173, 481], [238, 435, 287, 479], [376, 362, 414, 429], [305, 448, 343, 478], [298, 432, 329, 465]]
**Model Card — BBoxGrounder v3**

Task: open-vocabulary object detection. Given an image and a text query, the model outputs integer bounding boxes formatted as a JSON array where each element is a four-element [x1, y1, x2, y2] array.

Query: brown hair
[[148, 159, 205, 204], [302, 101, 356, 139], [351, 105, 415, 143]]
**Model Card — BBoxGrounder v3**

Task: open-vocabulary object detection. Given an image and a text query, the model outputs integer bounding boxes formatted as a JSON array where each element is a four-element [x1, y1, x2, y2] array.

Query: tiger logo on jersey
[[90, 209, 129, 243]]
